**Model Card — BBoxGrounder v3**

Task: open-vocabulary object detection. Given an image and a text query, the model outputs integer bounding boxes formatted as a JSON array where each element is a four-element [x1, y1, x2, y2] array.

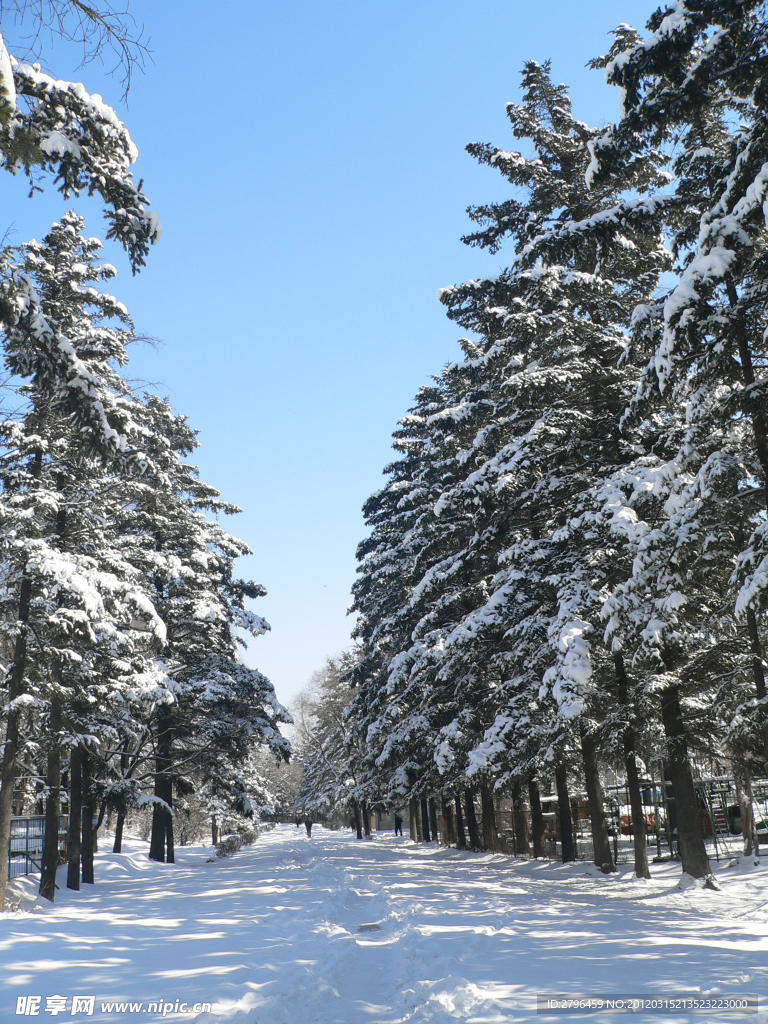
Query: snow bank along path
[[1, 824, 768, 1023]]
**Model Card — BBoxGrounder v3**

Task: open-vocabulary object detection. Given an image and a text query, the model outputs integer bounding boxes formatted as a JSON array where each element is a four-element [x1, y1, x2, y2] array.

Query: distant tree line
[[293, 653, 374, 840]]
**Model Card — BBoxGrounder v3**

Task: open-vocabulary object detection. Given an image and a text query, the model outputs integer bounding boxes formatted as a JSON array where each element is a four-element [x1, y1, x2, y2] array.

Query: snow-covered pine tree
[[0, 213, 166, 904], [109, 394, 290, 863], [424, 61, 669, 867], [349, 356, 500, 825], [0, 20, 161, 898], [0, 33, 159, 271], [386, 349, 529, 840], [583, 0, 768, 882], [349, 375, 462, 814], [596, 0, 768, 755], [348, 61, 673, 867], [293, 652, 361, 823], [0, 213, 288, 899]]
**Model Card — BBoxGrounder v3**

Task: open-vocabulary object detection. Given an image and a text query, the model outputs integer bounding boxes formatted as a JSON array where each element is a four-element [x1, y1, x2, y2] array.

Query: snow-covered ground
[[2, 824, 768, 1023]]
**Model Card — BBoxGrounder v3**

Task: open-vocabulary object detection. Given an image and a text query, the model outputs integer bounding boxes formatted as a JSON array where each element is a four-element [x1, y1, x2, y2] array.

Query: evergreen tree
[[294, 652, 360, 822], [0, 32, 159, 271], [595, 0, 768, 762], [0, 214, 290, 900], [0, 213, 165, 904], [109, 395, 290, 863], [422, 62, 666, 866], [580, 0, 768, 881]]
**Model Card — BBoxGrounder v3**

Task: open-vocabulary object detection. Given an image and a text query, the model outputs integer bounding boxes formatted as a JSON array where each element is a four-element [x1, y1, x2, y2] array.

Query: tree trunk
[[92, 802, 106, 854], [725, 276, 768, 763], [165, 810, 175, 864], [624, 732, 651, 878], [81, 747, 94, 884], [555, 763, 576, 863], [67, 745, 82, 891], [579, 724, 615, 872], [113, 811, 125, 854], [660, 684, 713, 882], [39, 695, 62, 902], [413, 798, 423, 841], [528, 778, 546, 858], [746, 775, 760, 856], [442, 797, 455, 846], [149, 797, 166, 862], [149, 709, 173, 862], [408, 799, 417, 842], [362, 801, 372, 838], [428, 797, 438, 843], [614, 653, 650, 878], [735, 772, 754, 856], [746, 608, 768, 763], [512, 781, 531, 857], [493, 794, 503, 851], [352, 800, 363, 840], [464, 789, 481, 850], [39, 473, 67, 900], [479, 783, 497, 851], [211, 816, 218, 848], [420, 797, 431, 842], [454, 794, 467, 849], [0, 570, 35, 908]]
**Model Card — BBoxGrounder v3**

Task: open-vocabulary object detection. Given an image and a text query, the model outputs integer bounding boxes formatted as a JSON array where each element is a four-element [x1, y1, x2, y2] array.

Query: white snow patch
[[1, 827, 766, 1022]]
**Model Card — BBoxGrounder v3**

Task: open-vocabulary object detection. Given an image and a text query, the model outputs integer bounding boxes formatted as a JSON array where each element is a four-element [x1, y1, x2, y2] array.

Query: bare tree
[[0, 1, 148, 96]]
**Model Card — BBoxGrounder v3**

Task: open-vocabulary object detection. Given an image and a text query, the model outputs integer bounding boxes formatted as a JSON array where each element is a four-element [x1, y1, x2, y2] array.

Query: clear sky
[[1, 0, 659, 710]]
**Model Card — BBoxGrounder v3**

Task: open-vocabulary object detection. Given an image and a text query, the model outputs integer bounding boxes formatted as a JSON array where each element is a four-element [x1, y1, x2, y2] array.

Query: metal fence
[[8, 815, 68, 880], [603, 775, 768, 865]]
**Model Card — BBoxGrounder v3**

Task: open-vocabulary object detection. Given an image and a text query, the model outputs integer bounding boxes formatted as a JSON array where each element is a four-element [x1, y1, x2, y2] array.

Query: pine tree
[[0, 213, 166, 904], [582, 0, 768, 881], [349, 375, 466, 810], [596, 0, 768, 756], [294, 652, 361, 822], [0, 33, 159, 271], [349, 62, 672, 871], [0, 214, 289, 899], [107, 395, 290, 863], [427, 61, 668, 866]]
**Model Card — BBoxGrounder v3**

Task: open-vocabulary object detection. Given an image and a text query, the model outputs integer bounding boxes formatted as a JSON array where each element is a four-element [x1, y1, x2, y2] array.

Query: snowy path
[[2, 824, 768, 1023]]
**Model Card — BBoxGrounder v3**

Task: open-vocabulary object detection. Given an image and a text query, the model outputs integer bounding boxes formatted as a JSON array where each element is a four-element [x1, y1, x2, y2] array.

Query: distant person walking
[[305, 820, 313, 838], [394, 814, 403, 836]]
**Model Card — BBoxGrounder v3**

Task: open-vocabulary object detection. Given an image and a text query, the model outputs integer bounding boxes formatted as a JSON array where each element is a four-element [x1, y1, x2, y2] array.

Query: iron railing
[[8, 815, 68, 880]]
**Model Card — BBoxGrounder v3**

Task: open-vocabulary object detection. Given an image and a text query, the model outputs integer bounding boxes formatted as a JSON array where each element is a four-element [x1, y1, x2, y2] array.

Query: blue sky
[[1, 0, 659, 708]]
